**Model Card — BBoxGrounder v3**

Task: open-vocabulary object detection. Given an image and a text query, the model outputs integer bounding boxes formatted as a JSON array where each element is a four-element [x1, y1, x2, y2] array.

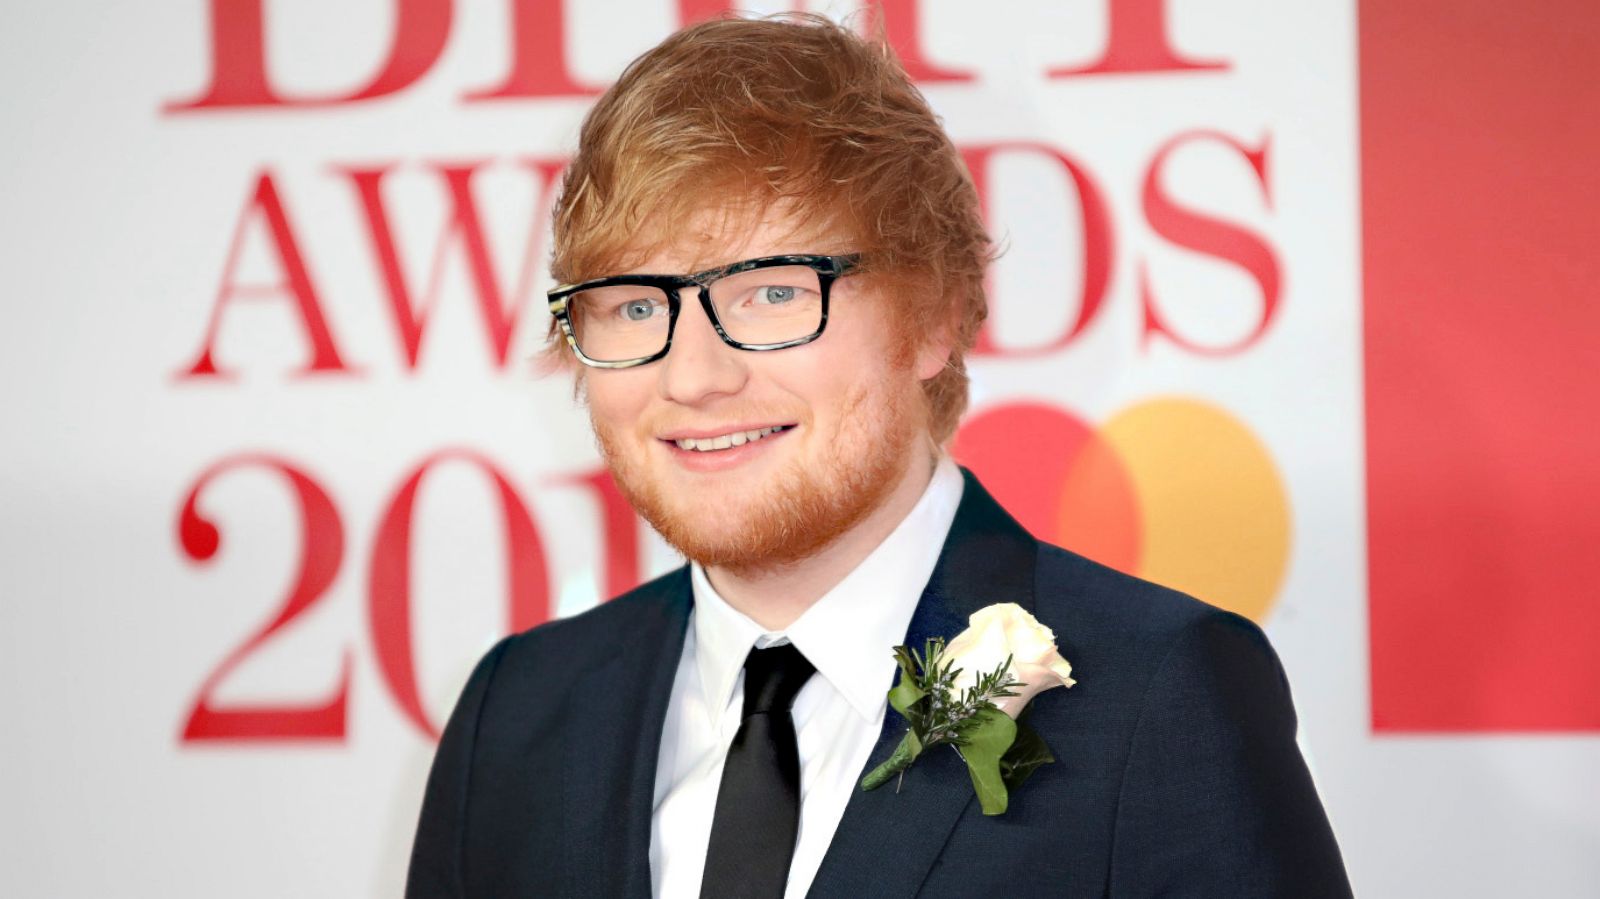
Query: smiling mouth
[[667, 425, 794, 453]]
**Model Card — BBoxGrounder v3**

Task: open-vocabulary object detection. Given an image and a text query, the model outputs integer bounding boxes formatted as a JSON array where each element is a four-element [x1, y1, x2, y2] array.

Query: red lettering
[[179, 170, 353, 379], [559, 467, 643, 601], [166, 0, 452, 111], [1139, 130, 1280, 355], [1048, 0, 1228, 77], [674, 1, 975, 83], [465, 0, 598, 100], [876, 0, 976, 83], [178, 455, 349, 741], [339, 159, 565, 370], [677, 0, 737, 26], [962, 143, 1115, 358], [369, 451, 551, 739]]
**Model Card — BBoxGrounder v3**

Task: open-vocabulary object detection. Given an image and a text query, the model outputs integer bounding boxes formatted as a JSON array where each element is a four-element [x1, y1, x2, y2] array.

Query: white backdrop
[[3, 1, 1597, 896]]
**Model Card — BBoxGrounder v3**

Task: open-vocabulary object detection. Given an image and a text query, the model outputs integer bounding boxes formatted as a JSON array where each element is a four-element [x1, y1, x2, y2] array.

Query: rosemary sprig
[[862, 638, 1018, 777], [862, 636, 1056, 815]]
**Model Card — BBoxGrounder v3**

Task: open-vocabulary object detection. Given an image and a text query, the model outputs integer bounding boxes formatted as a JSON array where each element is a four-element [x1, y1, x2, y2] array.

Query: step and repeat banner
[[3, 1, 1596, 896]]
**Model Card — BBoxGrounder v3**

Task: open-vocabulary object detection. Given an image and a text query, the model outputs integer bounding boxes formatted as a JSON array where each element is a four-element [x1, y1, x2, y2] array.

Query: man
[[408, 14, 1351, 899]]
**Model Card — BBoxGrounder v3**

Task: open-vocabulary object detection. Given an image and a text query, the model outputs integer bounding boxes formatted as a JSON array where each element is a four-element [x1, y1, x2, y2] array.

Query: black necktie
[[699, 643, 817, 898]]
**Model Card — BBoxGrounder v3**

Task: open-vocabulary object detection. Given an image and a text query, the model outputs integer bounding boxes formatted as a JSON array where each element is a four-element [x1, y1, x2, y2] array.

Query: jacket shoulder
[[1042, 538, 1352, 895], [1033, 540, 1241, 642], [1028, 540, 1282, 718]]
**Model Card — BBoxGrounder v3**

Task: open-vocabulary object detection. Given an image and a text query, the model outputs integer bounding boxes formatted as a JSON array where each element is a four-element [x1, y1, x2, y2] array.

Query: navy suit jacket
[[407, 470, 1353, 897]]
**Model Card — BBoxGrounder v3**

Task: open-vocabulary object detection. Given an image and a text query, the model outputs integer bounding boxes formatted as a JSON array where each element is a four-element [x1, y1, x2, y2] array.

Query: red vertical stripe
[[1363, 1, 1600, 730]]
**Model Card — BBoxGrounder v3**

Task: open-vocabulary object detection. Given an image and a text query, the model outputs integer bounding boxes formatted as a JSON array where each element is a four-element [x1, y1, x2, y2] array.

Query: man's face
[[583, 204, 948, 574]]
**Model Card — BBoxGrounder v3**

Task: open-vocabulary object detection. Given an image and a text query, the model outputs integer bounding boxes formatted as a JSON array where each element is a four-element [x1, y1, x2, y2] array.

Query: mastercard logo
[[951, 398, 1291, 622]]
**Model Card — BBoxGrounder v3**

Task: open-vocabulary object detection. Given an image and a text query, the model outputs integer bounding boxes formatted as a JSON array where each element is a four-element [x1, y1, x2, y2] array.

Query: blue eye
[[622, 299, 657, 321], [757, 286, 797, 304]]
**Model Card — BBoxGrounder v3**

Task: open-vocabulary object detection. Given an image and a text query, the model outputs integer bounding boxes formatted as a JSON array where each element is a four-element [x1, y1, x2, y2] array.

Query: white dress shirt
[[649, 457, 965, 899]]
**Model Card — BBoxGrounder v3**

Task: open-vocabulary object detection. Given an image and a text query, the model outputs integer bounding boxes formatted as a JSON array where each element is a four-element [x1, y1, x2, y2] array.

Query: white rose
[[943, 602, 1075, 719]]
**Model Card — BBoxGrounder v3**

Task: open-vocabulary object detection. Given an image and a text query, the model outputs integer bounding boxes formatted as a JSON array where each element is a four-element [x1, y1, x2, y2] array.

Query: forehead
[[619, 197, 856, 276]]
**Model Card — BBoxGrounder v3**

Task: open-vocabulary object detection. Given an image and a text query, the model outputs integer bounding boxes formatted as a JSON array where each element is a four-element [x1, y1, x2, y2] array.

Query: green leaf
[[860, 731, 923, 791], [888, 676, 926, 718], [892, 645, 918, 681], [886, 645, 929, 731], [1000, 721, 1055, 792], [956, 706, 1017, 815]]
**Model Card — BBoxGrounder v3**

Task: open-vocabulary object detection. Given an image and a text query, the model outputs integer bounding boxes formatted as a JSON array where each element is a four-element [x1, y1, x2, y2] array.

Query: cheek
[[779, 357, 868, 432], [839, 279, 919, 362], [584, 372, 652, 436]]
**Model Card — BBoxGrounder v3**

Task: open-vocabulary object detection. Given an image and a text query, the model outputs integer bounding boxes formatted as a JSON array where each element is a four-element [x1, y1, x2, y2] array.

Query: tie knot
[[741, 643, 815, 716]]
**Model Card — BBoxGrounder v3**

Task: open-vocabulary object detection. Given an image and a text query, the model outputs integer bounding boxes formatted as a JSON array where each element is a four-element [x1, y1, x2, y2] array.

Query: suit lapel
[[807, 469, 1039, 899], [560, 569, 693, 899]]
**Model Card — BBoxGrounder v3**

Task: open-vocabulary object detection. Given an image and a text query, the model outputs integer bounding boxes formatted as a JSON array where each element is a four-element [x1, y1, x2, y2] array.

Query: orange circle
[[1099, 397, 1291, 621], [954, 397, 1292, 622], [952, 402, 1141, 574]]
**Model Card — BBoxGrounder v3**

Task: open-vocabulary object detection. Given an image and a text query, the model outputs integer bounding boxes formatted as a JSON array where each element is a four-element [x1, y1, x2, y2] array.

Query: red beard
[[591, 373, 923, 578]]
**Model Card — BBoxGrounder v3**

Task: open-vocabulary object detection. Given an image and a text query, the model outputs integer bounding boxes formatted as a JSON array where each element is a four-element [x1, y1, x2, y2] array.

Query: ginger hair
[[547, 13, 991, 444]]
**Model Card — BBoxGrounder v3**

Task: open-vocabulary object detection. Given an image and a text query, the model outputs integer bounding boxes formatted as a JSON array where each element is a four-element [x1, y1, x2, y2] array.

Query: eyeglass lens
[[567, 265, 826, 363]]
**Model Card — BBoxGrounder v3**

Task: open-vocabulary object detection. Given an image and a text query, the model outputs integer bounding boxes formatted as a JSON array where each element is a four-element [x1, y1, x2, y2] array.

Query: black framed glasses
[[547, 254, 860, 368]]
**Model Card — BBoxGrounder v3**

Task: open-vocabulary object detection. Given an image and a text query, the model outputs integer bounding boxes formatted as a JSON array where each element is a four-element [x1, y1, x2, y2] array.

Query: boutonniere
[[859, 602, 1075, 815]]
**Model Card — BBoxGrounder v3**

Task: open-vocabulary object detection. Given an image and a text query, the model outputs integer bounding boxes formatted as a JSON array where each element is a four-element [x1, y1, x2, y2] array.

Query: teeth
[[673, 425, 788, 452]]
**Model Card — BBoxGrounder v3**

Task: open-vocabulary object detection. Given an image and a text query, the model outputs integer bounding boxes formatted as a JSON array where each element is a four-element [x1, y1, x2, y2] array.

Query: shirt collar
[[689, 456, 965, 722]]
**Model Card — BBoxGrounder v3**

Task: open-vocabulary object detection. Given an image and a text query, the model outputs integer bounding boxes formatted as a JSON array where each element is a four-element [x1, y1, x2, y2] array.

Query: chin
[[660, 445, 909, 573]]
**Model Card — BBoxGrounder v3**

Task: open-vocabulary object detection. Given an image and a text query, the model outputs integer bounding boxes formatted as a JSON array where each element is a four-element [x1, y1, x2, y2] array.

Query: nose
[[657, 289, 747, 405]]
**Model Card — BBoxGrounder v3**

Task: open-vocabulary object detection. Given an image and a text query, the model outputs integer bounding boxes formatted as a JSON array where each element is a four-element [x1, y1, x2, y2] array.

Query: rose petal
[[944, 602, 1075, 719]]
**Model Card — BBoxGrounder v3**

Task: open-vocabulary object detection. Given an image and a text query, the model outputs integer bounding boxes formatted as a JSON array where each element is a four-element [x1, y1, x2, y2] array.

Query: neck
[[704, 448, 938, 631]]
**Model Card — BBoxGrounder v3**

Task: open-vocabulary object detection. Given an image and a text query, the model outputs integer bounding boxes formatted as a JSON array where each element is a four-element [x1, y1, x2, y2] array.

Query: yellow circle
[[1099, 398, 1291, 622]]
